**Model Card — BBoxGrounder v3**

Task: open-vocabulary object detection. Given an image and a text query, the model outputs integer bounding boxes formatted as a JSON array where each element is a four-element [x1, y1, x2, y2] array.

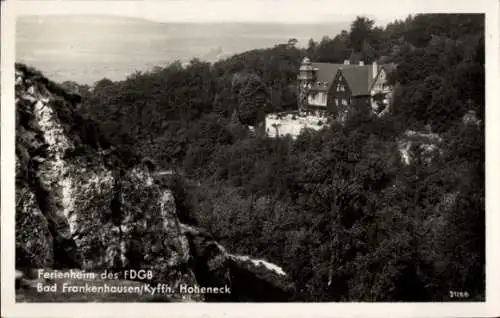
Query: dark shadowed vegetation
[[65, 14, 484, 301]]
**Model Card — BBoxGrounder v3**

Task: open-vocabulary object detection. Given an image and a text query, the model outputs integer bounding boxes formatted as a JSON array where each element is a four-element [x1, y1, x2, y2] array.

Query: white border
[[2, 0, 499, 317]]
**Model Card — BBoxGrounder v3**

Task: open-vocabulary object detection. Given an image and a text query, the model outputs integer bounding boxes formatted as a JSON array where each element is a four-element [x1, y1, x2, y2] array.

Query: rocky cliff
[[14, 63, 295, 302]]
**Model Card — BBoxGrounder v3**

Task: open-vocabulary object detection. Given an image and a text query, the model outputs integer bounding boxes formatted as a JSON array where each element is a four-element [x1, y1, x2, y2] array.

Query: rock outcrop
[[14, 63, 294, 302], [397, 129, 443, 165]]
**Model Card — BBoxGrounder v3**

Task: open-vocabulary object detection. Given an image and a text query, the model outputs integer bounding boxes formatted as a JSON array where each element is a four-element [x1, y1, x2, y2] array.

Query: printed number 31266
[[449, 291, 470, 298]]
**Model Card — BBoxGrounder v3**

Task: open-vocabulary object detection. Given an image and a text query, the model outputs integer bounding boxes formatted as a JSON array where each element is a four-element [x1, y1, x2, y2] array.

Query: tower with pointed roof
[[297, 57, 315, 113]]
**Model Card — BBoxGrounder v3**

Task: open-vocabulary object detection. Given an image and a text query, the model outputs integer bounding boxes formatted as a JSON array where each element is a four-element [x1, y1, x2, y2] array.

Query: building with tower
[[297, 57, 396, 118]]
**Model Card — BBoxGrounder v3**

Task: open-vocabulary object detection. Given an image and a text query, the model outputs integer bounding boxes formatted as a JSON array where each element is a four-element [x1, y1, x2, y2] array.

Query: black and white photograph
[[1, 0, 499, 316]]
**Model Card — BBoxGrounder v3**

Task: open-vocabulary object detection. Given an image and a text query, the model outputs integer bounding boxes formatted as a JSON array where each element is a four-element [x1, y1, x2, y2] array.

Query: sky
[[12, 0, 476, 26]]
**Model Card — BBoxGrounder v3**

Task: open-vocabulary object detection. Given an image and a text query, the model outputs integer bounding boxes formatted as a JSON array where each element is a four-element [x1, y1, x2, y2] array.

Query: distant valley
[[16, 15, 349, 85]]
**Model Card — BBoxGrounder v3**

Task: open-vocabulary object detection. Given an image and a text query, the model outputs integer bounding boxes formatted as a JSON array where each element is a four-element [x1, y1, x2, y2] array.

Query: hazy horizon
[[14, 0, 411, 25], [17, 14, 356, 84], [17, 14, 360, 26]]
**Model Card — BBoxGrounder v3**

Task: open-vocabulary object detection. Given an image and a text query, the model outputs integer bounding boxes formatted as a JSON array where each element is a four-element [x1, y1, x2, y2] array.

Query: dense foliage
[[70, 14, 484, 301]]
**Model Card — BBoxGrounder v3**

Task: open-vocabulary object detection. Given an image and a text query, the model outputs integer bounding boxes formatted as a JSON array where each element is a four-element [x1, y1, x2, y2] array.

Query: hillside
[[14, 63, 295, 302], [14, 13, 485, 302]]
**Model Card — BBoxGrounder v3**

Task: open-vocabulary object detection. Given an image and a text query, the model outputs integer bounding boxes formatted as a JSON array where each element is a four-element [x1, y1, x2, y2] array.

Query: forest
[[63, 14, 485, 301]]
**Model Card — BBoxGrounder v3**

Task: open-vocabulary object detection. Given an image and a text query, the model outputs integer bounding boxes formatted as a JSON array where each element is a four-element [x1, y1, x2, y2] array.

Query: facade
[[369, 63, 397, 115], [297, 57, 396, 118], [329, 64, 374, 119], [297, 58, 348, 115]]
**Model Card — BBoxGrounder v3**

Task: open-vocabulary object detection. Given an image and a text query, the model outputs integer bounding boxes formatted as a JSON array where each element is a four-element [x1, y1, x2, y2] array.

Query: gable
[[379, 69, 387, 81], [301, 61, 390, 96], [338, 67, 373, 96], [309, 62, 356, 92], [369, 64, 396, 92], [330, 71, 351, 94]]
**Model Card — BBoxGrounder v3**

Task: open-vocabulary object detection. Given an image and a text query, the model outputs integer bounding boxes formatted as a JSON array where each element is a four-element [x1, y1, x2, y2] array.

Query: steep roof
[[309, 62, 356, 92], [337, 65, 374, 96], [303, 60, 396, 95], [368, 63, 398, 91]]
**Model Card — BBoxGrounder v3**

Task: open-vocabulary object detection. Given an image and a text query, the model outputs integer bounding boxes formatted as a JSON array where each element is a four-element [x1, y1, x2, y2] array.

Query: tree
[[349, 16, 375, 53], [314, 35, 350, 63], [76, 13, 485, 302], [236, 74, 270, 126], [307, 38, 317, 57]]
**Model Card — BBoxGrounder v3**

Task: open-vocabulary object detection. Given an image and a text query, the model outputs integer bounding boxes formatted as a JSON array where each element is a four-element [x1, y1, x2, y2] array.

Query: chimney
[[372, 61, 378, 79], [343, 60, 350, 65], [359, 61, 365, 66]]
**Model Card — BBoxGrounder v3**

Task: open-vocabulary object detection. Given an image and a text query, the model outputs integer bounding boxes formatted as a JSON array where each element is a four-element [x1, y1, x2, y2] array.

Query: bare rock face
[[15, 64, 202, 301], [397, 130, 443, 165], [180, 224, 295, 301], [14, 63, 294, 302], [15, 183, 54, 269]]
